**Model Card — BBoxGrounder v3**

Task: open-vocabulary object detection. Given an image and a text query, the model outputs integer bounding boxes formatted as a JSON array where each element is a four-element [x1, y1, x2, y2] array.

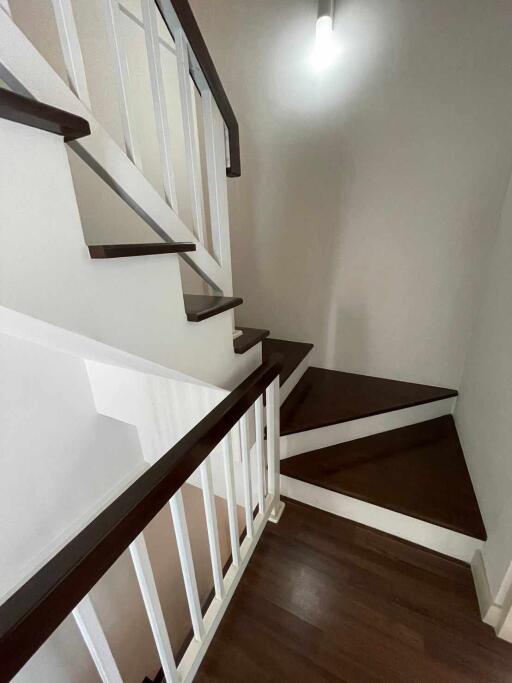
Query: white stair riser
[[280, 353, 312, 405], [281, 475, 482, 562], [281, 397, 456, 459]]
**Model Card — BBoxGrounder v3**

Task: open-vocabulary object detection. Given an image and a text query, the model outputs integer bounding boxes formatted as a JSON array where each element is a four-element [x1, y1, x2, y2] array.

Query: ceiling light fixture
[[313, 0, 336, 70]]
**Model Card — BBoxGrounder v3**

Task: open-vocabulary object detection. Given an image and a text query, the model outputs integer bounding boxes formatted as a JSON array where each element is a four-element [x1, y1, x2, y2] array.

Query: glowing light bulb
[[312, 0, 336, 70]]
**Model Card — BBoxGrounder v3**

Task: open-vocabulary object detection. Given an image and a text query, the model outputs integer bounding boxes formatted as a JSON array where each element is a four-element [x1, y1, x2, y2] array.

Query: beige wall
[[454, 170, 512, 602], [190, 0, 512, 387]]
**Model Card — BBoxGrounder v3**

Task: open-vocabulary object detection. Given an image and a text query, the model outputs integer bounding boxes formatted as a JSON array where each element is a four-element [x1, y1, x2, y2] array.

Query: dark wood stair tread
[[281, 367, 458, 436], [234, 327, 269, 354], [89, 243, 195, 258], [183, 294, 243, 322], [281, 416, 486, 540], [262, 338, 314, 386], [0, 88, 90, 141]]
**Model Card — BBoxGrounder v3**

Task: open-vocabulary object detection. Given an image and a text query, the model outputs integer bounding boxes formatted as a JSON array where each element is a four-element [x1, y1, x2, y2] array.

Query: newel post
[[266, 376, 285, 523]]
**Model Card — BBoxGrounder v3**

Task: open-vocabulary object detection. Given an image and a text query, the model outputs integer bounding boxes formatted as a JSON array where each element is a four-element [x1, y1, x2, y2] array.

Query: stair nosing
[[183, 294, 243, 322], [234, 327, 270, 354], [89, 242, 196, 258], [281, 391, 458, 436]]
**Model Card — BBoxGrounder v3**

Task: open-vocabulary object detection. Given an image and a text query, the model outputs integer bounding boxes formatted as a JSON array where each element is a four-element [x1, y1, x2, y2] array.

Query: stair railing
[[0, 0, 238, 295], [0, 356, 284, 683]]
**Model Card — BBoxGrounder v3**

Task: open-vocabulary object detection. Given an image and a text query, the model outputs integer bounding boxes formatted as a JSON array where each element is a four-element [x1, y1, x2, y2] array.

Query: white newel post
[[266, 377, 285, 523]]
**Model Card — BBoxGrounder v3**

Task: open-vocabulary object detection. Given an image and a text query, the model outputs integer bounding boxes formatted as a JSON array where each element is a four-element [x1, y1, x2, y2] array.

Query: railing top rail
[[0, 356, 281, 682], [155, 0, 241, 177]]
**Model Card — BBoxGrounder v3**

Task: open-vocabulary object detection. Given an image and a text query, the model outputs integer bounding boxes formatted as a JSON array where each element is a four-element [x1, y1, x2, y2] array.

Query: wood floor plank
[[196, 499, 512, 682]]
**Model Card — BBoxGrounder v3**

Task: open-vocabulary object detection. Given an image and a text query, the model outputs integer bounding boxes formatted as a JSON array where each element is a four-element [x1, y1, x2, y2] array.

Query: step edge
[[281, 391, 459, 436], [280, 469, 486, 541]]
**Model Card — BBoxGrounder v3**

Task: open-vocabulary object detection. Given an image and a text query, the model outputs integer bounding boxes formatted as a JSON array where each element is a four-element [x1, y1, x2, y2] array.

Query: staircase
[[0, 0, 498, 681], [257, 335, 484, 562]]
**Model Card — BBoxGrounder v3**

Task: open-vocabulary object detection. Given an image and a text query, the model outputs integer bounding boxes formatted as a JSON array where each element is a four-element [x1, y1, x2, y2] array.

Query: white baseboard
[[281, 475, 482, 562], [471, 550, 512, 642], [281, 397, 456, 459], [280, 354, 311, 405], [471, 550, 502, 626]]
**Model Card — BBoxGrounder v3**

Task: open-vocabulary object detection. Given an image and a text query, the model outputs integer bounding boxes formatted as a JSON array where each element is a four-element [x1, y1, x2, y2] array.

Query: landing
[[281, 416, 486, 539], [281, 367, 457, 436], [196, 500, 511, 682]]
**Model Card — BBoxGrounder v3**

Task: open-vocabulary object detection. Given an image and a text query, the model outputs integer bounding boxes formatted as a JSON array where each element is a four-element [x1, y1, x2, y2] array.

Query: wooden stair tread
[[89, 243, 195, 258], [281, 416, 486, 540], [234, 327, 269, 354], [183, 294, 243, 322], [262, 338, 314, 386], [281, 367, 458, 436], [0, 87, 90, 141]]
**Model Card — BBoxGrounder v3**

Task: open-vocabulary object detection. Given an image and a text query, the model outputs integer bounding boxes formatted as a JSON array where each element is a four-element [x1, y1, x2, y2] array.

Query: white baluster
[[240, 412, 253, 539], [130, 534, 179, 683], [254, 395, 266, 514], [169, 489, 205, 640], [222, 433, 240, 567], [200, 458, 224, 599], [102, 0, 142, 168], [201, 90, 229, 270], [266, 376, 285, 523], [175, 28, 206, 244], [141, 0, 179, 211], [50, 0, 91, 109], [73, 595, 123, 683]]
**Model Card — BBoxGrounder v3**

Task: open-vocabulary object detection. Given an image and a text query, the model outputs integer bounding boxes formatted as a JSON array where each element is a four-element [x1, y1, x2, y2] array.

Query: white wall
[[190, 0, 512, 387], [0, 117, 256, 389], [454, 169, 512, 603]]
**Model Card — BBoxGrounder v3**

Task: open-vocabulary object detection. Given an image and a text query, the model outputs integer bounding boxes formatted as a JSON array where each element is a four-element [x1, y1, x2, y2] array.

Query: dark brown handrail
[[155, 0, 241, 178], [0, 357, 281, 682]]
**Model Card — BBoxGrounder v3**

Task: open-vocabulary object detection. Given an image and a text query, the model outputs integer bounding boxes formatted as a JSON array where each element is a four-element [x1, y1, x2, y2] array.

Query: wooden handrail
[[0, 357, 281, 682], [155, 0, 241, 178]]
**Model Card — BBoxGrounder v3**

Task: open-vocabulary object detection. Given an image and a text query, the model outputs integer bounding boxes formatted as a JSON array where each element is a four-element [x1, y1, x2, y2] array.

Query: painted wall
[[0, 116, 256, 390], [454, 169, 512, 604], [189, 0, 512, 387]]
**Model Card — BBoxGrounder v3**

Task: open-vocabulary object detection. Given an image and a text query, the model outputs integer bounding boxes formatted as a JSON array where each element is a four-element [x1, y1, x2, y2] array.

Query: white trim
[[280, 353, 312, 405], [281, 475, 482, 562], [471, 550, 503, 627], [471, 550, 512, 642], [280, 397, 456, 459]]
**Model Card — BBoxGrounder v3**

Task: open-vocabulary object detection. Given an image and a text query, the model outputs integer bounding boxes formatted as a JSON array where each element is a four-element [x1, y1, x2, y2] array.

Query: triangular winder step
[[281, 416, 486, 541], [281, 367, 458, 436]]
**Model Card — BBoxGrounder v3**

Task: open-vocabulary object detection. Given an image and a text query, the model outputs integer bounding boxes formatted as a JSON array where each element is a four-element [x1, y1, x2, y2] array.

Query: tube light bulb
[[313, 1, 336, 70]]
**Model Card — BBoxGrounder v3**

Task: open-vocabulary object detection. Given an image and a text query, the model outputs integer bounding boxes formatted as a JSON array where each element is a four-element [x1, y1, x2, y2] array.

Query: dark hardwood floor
[[196, 499, 512, 682], [281, 367, 458, 436], [262, 338, 314, 386], [281, 416, 486, 539]]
